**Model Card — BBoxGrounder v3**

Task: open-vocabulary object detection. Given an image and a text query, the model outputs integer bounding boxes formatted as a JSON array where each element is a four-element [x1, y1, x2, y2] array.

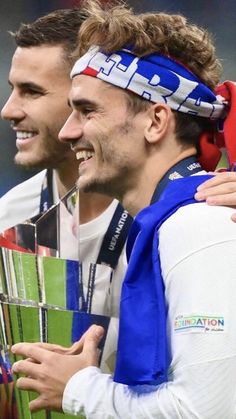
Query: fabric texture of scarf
[[114, 174, 212, 386], [71, 46, 225, 119]]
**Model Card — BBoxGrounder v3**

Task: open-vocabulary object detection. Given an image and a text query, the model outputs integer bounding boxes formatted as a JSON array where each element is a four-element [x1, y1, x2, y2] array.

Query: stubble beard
[[78, 155, 131, 202], [78, 117, 135, 199], [14, 133, 71, 170]]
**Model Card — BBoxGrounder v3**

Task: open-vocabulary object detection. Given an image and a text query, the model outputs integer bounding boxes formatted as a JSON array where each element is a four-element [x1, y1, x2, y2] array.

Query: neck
[[121, 147, 197, 216], [79, 191, 114, 224], [55, 161, 113, 224], [55, 160, 78, 198]]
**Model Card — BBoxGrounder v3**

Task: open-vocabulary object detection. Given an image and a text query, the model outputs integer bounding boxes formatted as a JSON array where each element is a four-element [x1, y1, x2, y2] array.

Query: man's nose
[[59, 113, 83, 145], [1, 93, 25, 121]]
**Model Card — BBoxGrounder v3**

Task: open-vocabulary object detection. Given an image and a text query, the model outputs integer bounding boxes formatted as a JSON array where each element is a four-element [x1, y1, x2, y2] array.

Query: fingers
[[231, 213, 236, 223], [33, 342, 72, 355], [195, 183, 236, 199], [16, 376, 41, 393], [12, 358, 40, 379], [10, 326, 104, 414], [195, 188, 236, 204], [25, 357, 40, 364], [11, 325, 103, 362], [11, 342, 51, 363], [29, 395, 62, 413], [29, 396, 46, 413], [66, 338, 84, 355], [195, 190, 236, 206], [82, 325, 104, 365], [83, 325, 104, 350], [194, 172, 236, 206], [13, 340, 81, 356], [196, 172, 236, 192], [16, 378, 62, 413], [67, 324, 103, 355], [206, 193, 236, 207]]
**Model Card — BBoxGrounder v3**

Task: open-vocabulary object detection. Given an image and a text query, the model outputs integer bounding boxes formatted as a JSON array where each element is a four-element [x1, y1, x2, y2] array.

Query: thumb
[[66, 334, 86, 355], [82, 325, 104, 365]]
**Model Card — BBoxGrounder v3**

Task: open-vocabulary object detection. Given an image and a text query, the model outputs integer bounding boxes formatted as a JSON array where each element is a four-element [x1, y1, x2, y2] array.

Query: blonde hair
[[75, 0, 222, 89]]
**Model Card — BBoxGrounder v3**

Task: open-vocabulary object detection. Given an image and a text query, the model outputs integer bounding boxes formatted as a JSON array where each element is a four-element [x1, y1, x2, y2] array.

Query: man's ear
[[144, 103, 172, 144]]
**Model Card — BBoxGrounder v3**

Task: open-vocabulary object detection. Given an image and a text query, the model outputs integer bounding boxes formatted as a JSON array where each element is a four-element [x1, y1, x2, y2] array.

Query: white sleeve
[[63, 203, 236, 418], [0, 170, 46, 232]]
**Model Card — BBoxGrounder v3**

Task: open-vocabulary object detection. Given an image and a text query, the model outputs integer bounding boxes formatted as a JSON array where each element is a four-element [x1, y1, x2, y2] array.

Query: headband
[[71, 46, 225, 119]]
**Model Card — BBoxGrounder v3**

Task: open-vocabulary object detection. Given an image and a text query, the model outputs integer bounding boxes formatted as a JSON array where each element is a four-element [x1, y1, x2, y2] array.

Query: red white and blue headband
[[71, 45, 226, 119], [71, 46, 236, 170]]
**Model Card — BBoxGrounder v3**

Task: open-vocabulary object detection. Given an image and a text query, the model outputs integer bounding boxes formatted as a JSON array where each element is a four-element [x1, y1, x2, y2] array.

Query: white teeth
[[76, 150, 94, 161], [16, 131, 36, 139]]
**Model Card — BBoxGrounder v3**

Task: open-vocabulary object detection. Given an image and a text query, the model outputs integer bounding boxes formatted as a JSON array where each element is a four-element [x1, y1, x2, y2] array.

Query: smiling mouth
[[16, 131, 38, 140], [76, 150, 95, 162]]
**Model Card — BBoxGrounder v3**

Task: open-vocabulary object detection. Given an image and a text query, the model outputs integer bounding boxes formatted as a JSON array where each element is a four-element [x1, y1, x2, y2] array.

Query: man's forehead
[[71, 74, 122, 98], [12, 45, 65, 72], [69, 77, 98, 107], [72, 74, 104, 88], [9, 45, 70, 87]]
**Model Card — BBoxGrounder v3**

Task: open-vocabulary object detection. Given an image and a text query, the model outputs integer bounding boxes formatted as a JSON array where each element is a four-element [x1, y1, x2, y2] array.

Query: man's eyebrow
[[8, 80, 45, 92], [69, 98, 97, 109]]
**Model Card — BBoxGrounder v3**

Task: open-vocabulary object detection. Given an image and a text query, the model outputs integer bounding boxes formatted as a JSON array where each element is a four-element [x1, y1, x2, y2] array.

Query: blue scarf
[[114, 174, 212, 385]]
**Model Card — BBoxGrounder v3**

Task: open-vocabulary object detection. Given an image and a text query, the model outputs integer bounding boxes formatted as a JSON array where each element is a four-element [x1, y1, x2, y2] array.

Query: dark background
[[0, 0, 235, 196]]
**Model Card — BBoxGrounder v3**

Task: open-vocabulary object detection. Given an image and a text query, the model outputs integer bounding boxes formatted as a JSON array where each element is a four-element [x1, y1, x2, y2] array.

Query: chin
[[15, 157, 45, 170], [14, 152, 54, 170], [79, 181, 98, 194], [80, 178, 115, 199]]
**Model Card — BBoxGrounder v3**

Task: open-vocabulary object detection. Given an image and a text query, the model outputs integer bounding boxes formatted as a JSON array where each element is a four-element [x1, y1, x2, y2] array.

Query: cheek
[[86, 118, 131, 157], [48, 107, 71, 127], [98, 132, 117, 157]]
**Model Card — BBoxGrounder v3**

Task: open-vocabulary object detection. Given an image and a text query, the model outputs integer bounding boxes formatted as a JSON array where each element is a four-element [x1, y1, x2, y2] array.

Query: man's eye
[[22, 89, 43, 98], [27, 90, 42, 97], [82, 108, 93, 115]]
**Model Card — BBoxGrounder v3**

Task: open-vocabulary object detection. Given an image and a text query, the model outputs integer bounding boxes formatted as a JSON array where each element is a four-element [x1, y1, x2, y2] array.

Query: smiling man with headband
[[11, 1, 236, 418]]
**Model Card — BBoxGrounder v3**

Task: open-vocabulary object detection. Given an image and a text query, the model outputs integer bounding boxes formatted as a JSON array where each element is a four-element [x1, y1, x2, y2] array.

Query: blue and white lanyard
[[78, 203, 133, 312], [151, 156, 203, 203], [39, 169, 54, 214]]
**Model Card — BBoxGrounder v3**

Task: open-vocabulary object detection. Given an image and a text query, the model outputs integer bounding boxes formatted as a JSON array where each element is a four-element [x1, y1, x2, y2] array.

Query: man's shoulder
[[159, 202, 236, 273], [0, 170, 48, 233], [161, 202, 236, 241], [0, 169, 47, 204]]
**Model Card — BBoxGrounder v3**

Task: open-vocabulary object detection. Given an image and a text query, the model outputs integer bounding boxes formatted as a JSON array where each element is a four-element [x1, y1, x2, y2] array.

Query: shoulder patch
[[174, 314, 225, 333]]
